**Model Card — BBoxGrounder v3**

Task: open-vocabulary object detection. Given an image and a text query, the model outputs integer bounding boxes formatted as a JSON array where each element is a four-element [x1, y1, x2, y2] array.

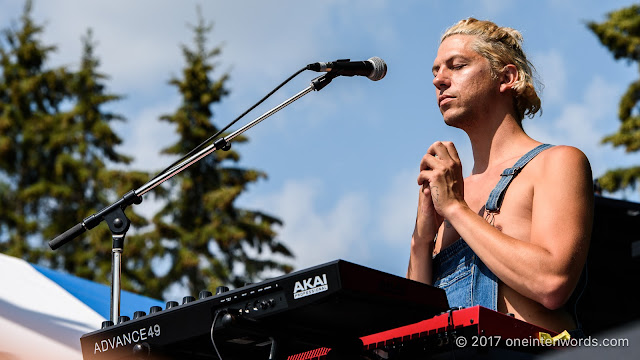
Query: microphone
[[306, 57, 387, 81]]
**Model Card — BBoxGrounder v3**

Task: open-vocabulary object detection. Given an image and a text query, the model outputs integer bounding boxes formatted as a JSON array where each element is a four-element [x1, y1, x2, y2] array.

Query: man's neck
[[466, 115, 537, 175]]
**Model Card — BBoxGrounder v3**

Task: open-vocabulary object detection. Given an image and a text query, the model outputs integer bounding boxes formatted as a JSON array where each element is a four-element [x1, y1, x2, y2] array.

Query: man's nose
[[432, 68, 450, 90]]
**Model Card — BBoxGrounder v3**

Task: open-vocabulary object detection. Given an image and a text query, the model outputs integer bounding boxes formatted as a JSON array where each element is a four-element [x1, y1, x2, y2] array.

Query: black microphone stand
[[49, 72, 339, 324]]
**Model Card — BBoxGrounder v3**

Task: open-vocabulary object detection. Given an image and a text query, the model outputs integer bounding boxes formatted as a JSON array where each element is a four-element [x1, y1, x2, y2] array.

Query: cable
[[149, 66, 308, 182], [210, 309, 226, 360]]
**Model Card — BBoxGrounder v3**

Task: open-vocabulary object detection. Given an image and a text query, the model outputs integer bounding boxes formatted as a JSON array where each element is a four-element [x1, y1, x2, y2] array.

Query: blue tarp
[[32, 264, 164, 320]]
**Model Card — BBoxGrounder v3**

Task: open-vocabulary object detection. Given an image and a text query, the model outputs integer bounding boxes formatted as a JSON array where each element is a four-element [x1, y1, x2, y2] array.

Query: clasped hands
[[417, 141, 466, 221]]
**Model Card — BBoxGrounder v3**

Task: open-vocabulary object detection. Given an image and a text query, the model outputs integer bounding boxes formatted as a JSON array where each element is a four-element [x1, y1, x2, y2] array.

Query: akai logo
[[293, 273, 328, 299]]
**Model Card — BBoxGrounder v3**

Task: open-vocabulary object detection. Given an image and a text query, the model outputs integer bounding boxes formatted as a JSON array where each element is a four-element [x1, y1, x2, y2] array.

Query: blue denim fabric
[[432, 238, 498, 310], [432, 144, 554, 311]]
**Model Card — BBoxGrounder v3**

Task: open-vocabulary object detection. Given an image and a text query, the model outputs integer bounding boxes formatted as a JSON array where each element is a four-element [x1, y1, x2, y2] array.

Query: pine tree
[[0, 2, 148, 288], [136, 12, 293, 299], [588, 5, 640, 192], [45, 29, 149, 284], [0, 0, 73, 260]]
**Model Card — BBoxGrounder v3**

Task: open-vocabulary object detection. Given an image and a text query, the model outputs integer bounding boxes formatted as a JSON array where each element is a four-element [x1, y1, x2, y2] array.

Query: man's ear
[[499, 64, 518, 93]]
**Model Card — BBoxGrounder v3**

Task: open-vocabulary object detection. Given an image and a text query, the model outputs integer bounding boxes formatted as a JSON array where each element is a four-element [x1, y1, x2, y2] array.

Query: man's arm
[[407, 177, 444, 284], [420, 143, 593, 309]]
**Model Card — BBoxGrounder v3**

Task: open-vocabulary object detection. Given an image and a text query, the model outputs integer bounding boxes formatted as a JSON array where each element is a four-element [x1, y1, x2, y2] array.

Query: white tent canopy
[[0, 253, 163, 360]]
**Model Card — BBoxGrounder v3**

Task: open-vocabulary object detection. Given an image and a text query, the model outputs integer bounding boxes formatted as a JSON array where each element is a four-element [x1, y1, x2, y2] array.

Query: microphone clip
[[310, 72, 339, 92]]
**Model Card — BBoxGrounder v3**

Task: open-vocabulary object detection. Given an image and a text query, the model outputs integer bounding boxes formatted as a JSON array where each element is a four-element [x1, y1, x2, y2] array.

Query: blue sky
[[1, 0, 638, 281]]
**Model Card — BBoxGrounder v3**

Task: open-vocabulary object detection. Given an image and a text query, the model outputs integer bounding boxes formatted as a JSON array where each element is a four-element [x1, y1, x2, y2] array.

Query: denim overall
[[432, 144, 554, 311]]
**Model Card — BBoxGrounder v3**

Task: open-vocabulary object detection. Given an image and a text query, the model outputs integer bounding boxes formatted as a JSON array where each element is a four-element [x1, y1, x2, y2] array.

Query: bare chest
[[434, 169, 536, 255]]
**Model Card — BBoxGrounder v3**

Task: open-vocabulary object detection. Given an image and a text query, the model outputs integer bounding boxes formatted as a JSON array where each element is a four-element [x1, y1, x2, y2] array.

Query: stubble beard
[[442, 106, 477, 130]]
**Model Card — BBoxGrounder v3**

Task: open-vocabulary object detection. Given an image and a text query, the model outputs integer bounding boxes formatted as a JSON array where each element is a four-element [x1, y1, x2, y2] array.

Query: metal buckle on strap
[[501, 167, 521, 176], [484, 210, 496, 226]]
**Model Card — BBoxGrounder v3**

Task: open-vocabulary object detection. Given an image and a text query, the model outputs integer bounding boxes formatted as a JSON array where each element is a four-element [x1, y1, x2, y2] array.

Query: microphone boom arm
[[48, 71, 338, 323], [135, 73, 336, 197]]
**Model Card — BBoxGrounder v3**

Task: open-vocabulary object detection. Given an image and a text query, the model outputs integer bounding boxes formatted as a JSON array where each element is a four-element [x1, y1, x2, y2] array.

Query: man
[[407, 18, 593, 334]]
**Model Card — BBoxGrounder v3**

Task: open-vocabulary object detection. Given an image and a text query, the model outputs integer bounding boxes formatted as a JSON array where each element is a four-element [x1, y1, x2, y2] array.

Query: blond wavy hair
[[442, 18, 541, 121]]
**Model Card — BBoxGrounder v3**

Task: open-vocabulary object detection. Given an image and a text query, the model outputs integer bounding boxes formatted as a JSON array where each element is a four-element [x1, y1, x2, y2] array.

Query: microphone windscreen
[[367, 57, 387, 81]]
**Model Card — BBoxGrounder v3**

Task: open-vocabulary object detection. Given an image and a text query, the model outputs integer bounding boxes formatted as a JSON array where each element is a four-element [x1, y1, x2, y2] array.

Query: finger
[[420, 183, 431, 196], [417, 171, 431, 187], [442, 141, 461, 162], [427, 141, 453, 161], [419, 153, 439, 172]]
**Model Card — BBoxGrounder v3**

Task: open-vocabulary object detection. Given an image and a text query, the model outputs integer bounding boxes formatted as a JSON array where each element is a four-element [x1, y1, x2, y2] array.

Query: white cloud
[[30, 1, 189, 93], [244, 179, 371, 269], [20, 0, 398, 100], [111, 98, 181, 173], [378, 168, 418, 245], [524, 75, 622, 179], [533, 50, 567, 106], [582, 76, 620, 120]]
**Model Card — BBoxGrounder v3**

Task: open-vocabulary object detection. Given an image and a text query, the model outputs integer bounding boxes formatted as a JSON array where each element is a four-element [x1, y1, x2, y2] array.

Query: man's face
[[431, 34, 500, 127]]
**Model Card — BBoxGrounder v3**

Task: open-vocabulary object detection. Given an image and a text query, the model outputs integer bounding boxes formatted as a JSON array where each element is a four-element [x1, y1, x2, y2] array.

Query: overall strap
[[485, 144, 554, 213]]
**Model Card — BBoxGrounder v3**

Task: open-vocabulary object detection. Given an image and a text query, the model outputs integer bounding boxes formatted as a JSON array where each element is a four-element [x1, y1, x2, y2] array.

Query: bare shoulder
[[529, 145, 593, 217], [525, 145, 593, 217], [533, 145, 592, 178]]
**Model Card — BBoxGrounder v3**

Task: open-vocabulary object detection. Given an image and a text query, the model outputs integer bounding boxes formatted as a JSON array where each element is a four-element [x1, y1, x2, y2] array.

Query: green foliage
[[132, 11, 293, 299], [587, 6, 640, 62], [597, 166, 640, 191], [588, 5, 640, 192], [0, 1, 148, 284], [0, 0, 75, 262], [1, 1, 292, 301]]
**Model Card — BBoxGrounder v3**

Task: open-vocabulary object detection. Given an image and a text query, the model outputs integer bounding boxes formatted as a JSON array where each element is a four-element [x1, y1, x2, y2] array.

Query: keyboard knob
[[118, 316, 130, 324], [166, 301, 179, 309], [132, 342, 151, 358], [133, 311, 146, 319], [182, 296, 196, 304], [101, 321, 114, 329], [149, 306, 162, 314], [199, 290, 213, 299], [216, 286, 229, 295]]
